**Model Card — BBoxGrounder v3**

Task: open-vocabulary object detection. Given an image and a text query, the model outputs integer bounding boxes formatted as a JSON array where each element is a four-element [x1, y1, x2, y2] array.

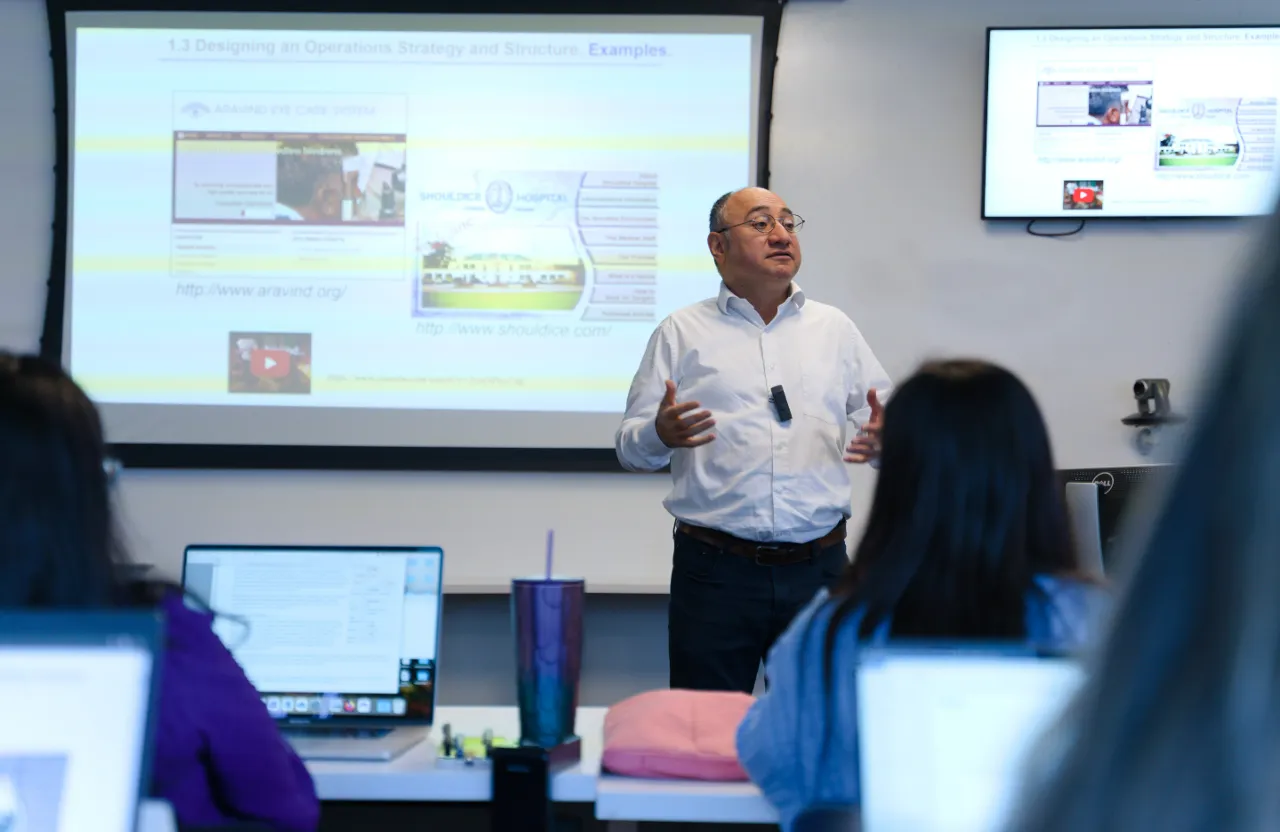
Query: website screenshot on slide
[[985, 29, 1280, 217], [67, 25, 755, 414]]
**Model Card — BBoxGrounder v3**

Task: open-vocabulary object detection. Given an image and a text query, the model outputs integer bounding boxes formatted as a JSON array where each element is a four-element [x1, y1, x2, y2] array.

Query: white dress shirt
[[616, 282, 892, 543]]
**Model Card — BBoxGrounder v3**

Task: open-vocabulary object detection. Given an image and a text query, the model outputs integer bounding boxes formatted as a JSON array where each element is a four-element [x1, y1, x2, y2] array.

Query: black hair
[[0, 353, 192, 610], [709, 190, 734, 232], [822, 359, 1079, 683]]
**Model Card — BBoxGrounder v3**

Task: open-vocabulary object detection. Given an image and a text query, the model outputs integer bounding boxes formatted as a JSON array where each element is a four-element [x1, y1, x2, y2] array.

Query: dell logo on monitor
[[1091, 472, 1116, 493]]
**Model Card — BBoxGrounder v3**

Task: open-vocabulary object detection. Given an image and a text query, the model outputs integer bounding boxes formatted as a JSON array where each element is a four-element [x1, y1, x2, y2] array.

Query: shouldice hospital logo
[[485, 179, 514, 214]]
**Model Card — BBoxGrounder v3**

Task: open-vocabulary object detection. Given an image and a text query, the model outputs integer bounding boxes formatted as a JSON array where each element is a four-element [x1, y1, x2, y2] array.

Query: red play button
[[1073, 187, 1096, 204], [250, 348, 291, 379]]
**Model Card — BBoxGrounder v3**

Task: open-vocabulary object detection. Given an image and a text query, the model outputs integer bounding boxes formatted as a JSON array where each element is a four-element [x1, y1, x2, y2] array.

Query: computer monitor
[[182, 545, 443, 726], [857, 645, 1083, 832], [0, 611, 161, 832], [1063, 482, 1106, 578], [1059, 465, 1176, 570]]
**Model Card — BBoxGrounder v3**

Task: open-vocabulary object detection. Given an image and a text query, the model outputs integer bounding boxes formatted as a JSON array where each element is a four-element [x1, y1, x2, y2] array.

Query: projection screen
[[43, 0, 783, 470]]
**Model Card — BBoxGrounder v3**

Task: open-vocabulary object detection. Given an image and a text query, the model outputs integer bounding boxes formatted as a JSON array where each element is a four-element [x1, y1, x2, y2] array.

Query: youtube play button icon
[[250, 348, 291, 379], [1072, 187, 1096, 205]]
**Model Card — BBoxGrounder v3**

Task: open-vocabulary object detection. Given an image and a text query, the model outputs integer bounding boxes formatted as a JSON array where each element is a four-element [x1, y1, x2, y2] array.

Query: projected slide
[[984, 27, 1280, 218], [60, 13, 764, 449]]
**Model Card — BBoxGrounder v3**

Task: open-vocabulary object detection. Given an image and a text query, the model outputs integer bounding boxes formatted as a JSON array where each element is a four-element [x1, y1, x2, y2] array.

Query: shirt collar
[[716, 280, 806, 316]]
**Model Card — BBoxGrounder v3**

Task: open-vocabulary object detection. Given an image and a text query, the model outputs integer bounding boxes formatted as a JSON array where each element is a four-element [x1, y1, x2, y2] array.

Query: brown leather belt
[[676, 520, 847, 566]]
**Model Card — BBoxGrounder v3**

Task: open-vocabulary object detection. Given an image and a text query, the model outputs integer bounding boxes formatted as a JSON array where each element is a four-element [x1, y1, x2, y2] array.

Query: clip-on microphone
[[770, 385, 792, 423]]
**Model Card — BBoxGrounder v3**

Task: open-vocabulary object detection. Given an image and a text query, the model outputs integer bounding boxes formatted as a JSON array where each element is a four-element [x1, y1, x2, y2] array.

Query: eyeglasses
[[103, 457, 122, 485], [716, 214, 804, 235]]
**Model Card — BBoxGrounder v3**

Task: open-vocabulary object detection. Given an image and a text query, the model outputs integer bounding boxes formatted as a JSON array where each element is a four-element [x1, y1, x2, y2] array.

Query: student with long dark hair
[[1005, 209, 1280, 831], [0, 353, 319, 831], [735, 359, 1105, 829]]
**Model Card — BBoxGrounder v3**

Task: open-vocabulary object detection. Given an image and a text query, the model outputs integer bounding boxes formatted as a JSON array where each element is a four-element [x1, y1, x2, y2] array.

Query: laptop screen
[[857, 646, 1084, 832], [183, 545, 443, 726], [0, 612, 160, 832]]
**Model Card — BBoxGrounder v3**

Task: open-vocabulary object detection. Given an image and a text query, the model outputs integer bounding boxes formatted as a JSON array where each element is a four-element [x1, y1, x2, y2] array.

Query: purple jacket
[[151, 593, 320, 831]]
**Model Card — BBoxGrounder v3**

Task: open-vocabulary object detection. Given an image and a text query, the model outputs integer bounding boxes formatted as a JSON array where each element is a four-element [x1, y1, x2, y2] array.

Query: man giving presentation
[[615, 187, 893, 693]]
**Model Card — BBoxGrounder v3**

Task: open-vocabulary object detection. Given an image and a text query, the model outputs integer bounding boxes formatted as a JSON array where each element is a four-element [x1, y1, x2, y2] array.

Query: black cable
[[1026, 219, 1087, 237]]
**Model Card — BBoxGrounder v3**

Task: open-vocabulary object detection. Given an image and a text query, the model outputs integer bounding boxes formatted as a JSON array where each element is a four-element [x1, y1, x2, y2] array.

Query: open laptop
[[183, 545, 443, 762], [857, 645, 1085, 832], [0, 611, 161, 832]]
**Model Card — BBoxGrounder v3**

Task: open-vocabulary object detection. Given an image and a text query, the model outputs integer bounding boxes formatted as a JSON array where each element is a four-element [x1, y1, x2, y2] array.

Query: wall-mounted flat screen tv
[[983, 26, 1280, 219]]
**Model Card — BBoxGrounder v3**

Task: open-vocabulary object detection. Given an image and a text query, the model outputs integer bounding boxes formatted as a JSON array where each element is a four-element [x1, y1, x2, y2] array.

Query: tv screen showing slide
[[983, 26, 1280, 219], [47, 2, 778, 466]]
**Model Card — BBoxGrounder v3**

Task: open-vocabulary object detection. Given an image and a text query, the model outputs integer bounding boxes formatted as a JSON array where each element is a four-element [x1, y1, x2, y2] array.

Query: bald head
[[706, 187, 801, 298], [710, 187, 787, 233]]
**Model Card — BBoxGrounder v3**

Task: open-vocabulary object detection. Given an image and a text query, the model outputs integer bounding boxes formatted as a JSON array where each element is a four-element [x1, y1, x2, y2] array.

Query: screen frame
[[181, 543, 444, 727], [981, 23, 1280, 222], [40, 0, 786, 473], [856, 641, 1082, 667], [0, 611, 164, 832]]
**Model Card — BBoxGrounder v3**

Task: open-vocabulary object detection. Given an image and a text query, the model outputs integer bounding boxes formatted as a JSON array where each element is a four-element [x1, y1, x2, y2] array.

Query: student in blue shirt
[[736, 359, 1106, 830]]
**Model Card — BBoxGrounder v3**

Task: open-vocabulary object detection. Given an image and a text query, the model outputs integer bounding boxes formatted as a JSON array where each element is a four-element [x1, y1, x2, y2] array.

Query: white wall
[[2, 0, 1274, 704], [768, 0, 1267, 469]]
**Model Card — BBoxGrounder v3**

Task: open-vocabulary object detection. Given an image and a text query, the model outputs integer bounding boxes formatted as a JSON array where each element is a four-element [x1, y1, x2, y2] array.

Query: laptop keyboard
[[281, 726, 393, 740]]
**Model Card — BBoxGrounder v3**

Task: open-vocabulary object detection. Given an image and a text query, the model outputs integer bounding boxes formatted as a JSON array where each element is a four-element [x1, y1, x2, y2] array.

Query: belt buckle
[[754, 544, 783, 565]]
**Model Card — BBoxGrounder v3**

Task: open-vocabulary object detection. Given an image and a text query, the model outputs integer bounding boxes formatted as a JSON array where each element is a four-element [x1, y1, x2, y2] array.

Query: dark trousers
[[667, 528, 850, 693]]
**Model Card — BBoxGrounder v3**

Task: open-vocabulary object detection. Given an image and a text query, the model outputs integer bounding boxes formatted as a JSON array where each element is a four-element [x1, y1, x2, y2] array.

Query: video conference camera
[[1123, 378, 1186, 456], [1131, 381, 1172, 424], [1122, 378, 1184, 426]]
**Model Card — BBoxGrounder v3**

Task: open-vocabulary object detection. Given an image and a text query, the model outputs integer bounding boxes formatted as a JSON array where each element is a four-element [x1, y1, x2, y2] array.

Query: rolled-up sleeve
[[844, 322, 892, 430], [615, 319, 677, 472]]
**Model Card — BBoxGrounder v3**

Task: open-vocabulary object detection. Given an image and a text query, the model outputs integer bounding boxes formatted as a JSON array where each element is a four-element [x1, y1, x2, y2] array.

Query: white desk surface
[[595, 775, 777, 825], [306, 704, 777, 825], [307, 706, 602, 803]]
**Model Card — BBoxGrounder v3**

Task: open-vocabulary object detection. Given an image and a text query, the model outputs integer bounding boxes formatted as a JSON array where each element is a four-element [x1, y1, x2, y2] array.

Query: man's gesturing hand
[[655, 380, 716, 449], [844, 387, 884, 464]]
